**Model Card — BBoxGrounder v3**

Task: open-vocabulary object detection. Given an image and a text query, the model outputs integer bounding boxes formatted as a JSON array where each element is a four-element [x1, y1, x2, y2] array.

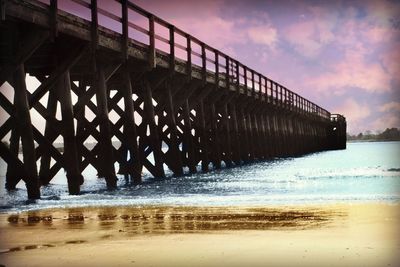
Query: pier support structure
[[0, 0, 346, 199]]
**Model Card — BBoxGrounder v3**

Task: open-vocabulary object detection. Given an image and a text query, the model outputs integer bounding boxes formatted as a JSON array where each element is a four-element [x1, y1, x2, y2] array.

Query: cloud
[[370, 113, 400, 132], [362, 0, 400, 29], [283, 6, 336, 58], [379, 101, 400, 113], [247, 25, 278, 49], [364, 26, 399, 44], [333, 98, 371, 133], [306, 46, 392, 94], [380, 44, 400, 85]]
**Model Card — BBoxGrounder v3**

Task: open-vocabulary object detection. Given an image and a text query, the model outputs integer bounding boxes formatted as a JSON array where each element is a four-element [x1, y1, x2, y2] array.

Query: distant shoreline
[[347, 139, 400, 143]]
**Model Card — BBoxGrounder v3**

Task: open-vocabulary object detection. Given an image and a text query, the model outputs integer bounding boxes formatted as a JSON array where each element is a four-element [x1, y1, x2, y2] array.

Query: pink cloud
[[247, 25, 278, 50], [379, 102, 400, 113], [283, 6, 336, 58], [363, 0, 400, 28], [306, 46, 392, 94], [333, 98, 371, 133], [381, 45, 400, 83], [370, 113, 400, 132], [364, 26, 399, 44]]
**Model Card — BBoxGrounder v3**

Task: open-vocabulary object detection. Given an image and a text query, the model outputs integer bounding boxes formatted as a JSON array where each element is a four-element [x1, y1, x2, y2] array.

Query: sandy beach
[[0, 203, 399, 267]]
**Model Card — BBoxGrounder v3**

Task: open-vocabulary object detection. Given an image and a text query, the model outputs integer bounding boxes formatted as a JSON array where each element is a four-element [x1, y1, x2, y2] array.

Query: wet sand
[[0, 203, 399, 267]]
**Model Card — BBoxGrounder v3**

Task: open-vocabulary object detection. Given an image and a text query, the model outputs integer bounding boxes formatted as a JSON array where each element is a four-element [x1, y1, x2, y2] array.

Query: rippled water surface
[[1, 142, 399, 212]]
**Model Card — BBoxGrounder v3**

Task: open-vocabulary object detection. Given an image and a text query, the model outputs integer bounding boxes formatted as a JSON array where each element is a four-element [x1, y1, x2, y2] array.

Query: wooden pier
[[0, 0, 346, 199]]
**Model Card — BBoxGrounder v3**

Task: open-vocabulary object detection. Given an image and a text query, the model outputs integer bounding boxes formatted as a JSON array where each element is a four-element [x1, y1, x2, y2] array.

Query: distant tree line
[[347, 128, 400, 141]]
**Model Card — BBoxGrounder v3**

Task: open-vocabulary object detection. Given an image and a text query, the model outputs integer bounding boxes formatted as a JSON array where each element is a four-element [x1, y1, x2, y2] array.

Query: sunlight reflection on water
[[0, 142, 399, 211]]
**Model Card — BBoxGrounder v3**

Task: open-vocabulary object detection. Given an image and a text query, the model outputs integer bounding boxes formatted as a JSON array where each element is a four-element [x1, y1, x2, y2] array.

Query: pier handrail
[[330, 114, 346, 123], [42, 0, 331, 120]]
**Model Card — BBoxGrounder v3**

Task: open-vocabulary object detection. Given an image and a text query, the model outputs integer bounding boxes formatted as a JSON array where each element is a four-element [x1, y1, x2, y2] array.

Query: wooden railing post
[[225, 56, 230, 90], [214, 50, 219, 86], [50, 0, 58, 40], [0, 0, 5, 21], [90, 0, 98, 51], [186, 34, 192, 79], [169, 25, 175, 72], [251, 70, 255, 97], [148, 15, 156, 69], [235, 61, 240, 92], [244, 67, 248, 94], [201, 43, 206, 83], [121, 0, 128, 60]]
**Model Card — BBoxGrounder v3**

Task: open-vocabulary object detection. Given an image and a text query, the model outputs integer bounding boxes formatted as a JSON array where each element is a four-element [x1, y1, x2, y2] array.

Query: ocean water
[[0, 142, 399, 212]]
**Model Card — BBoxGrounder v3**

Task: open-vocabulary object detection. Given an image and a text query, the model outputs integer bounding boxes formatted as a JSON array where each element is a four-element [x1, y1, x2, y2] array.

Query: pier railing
[[39, 0, 332, 121]]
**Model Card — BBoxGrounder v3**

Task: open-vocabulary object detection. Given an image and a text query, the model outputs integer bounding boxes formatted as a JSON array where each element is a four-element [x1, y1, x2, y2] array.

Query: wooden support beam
[[259, 112, 269, 159], [5, 118, 20, 190], [252, 112, 260, 159], [169, 25, 175, 72], [246, 111, 255, 161], [75, 80, 87, 172], [90, 0, 98, 51], [121, 64, 142, 183], [50, 0, 58, 39], [172, 80, 201, 110], [95, 64, 117, 189], [13, 65, 40, 199], [222, 103, 232, 167], [58, 70, 82, 194], [0, 142, 29, 188], [201, 43, 206, 83], [0, 29, 49, 87], [229, 102, 241, 165], [143, 79, 165, 178], [38, 84, 58, 185], [197, 100, 209, 172], [0, 0, 5, 21], [186, 34, 192, 79], [183, 99, 196, 173], [73, 61, 121, 116], [237, 107, 249, 162], [30, 43, 87, 107], [165, 81, 183, 176], [121, 0, 128, 60], [148, 15, 156, 69], [210, 103, 221, 169]]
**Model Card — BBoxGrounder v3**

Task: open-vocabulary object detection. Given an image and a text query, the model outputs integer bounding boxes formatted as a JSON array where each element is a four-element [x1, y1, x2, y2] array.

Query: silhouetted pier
[[0, 0, 346, 199]]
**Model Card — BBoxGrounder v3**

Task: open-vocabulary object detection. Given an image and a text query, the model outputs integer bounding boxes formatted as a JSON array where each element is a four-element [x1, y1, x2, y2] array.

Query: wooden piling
[[183, 99, 196, 173], [165, 82, 183, 176], [229, 102, 241, 165], [95, 64, 117, 189], [198, 100, 209, 172], [210, 103, 221, 169], [222, 103, 232, 167], [58, 71, 82, 194], [13, 65, 40, 199], [122, 64, 142, 183], [38, 84, 58, 185], [143, 79, 165, 178], [5, 119, 20, 190]]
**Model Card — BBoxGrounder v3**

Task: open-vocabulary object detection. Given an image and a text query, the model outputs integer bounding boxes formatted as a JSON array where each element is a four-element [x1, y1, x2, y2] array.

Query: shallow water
[[0, 142, 399, 212]]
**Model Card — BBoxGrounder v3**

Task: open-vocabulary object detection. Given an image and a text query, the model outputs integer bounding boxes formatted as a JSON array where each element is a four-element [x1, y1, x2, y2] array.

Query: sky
[[130, 0, 400, 134], [2, 0, 399, 136]]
